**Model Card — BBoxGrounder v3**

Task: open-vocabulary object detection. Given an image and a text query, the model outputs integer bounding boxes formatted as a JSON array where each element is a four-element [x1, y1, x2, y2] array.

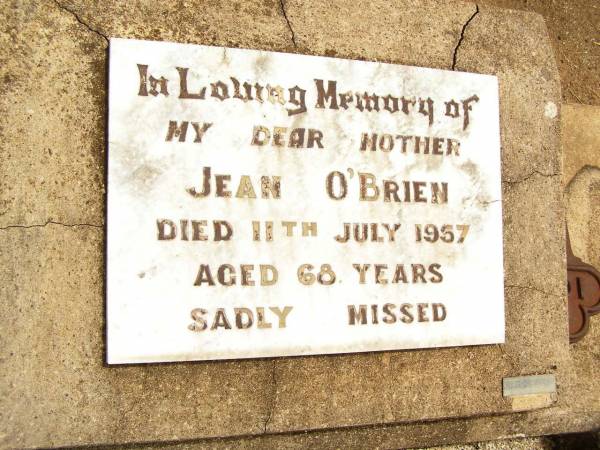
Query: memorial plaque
[[107, 38, 504, 364]]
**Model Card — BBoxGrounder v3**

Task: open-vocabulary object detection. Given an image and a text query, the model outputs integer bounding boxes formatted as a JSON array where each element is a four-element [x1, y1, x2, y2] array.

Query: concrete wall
[[479, 0, 600, 107]]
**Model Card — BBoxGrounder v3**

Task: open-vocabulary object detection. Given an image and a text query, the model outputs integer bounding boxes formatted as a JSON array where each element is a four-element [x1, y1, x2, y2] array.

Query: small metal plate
[[502, 374, 556, 397]]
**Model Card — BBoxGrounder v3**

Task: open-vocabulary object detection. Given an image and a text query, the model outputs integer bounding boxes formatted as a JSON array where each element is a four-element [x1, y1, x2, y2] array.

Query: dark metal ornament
[[567, 230, 600, 343]]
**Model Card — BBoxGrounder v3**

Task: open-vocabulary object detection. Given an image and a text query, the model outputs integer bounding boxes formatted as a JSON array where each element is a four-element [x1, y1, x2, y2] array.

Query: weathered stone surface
[[96, 434, 556, 450], [480, 0, 600, 107], [281, 0, 475, 68], [0, 1, 569, 449], [567, 167, 600, 267], [91, 411, 600, 449], [417, 437, 551, 450], [562, 104, 600, 186], [0, 1, 106, 229], [564, 104, 600, 357]]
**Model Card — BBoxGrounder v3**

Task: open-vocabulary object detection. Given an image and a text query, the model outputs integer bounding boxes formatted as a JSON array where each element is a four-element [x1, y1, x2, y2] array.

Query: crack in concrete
[[53, 0, 109, 44], [505, 283, 563, 299], [279, 0, 297, 48], [0, 220, 102, 231], [503, 170, 559, 185], [262, 360, 278, 434], [452, 4, 479, 70]]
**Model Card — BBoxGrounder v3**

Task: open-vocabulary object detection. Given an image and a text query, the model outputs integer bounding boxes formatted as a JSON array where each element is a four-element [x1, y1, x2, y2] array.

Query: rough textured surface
[[480, 0, 600, 106], [90, 412, 600, 449], [96, 435, 556, 450], [567, 167, 600, 266], [564, 104, 600, 340], [0, 1, 569, 449], [416, 436, 551, 450], [562, 104, 600, 187]]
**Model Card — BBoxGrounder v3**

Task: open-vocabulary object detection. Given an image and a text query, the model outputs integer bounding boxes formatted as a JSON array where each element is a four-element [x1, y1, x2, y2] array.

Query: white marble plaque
[[107, 37, 504, 364]]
